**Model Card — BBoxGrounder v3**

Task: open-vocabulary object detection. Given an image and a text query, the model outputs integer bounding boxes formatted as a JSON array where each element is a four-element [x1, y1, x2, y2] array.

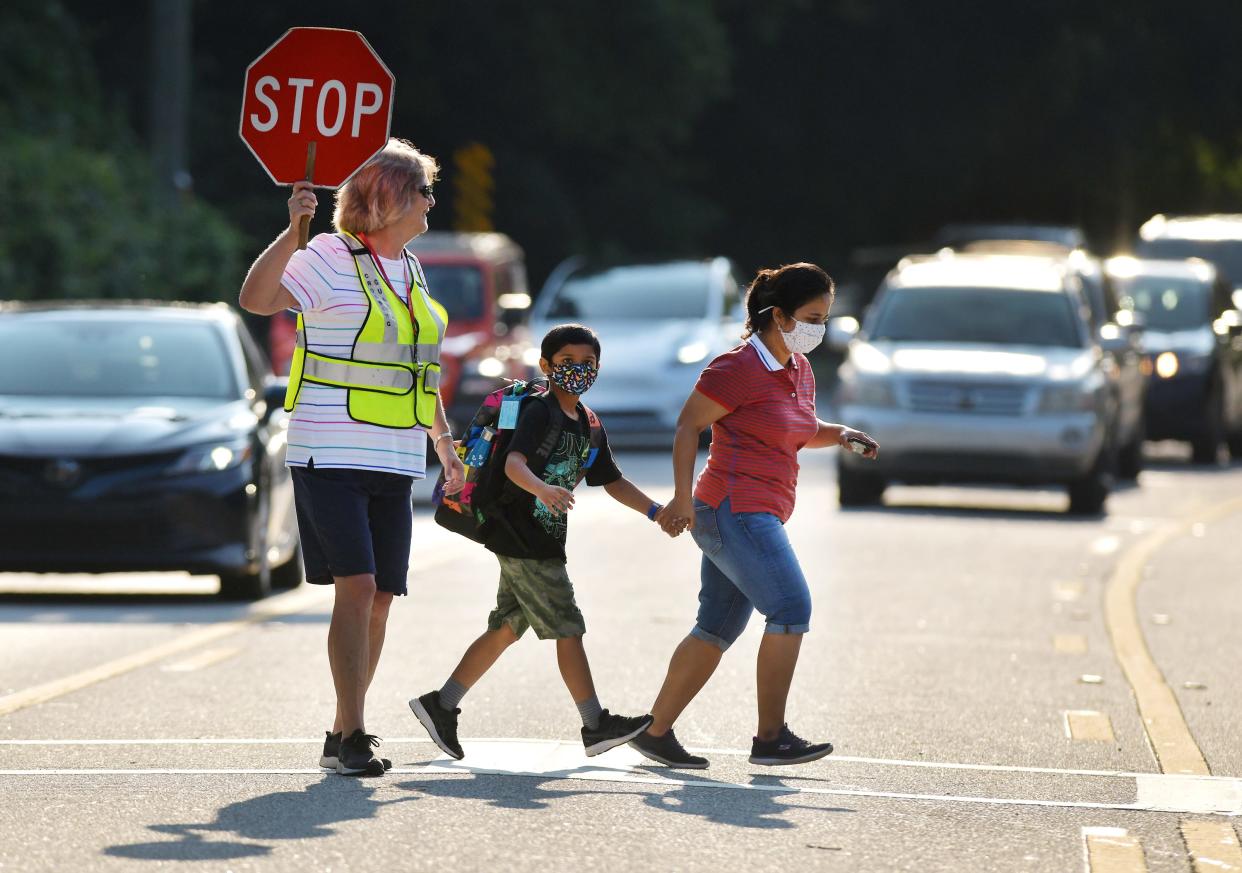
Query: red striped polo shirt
[[693, 335, 819, 522]]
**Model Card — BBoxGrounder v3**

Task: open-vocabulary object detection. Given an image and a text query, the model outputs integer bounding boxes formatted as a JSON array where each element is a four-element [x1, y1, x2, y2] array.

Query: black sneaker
[[629, 728, 709, 769], [336, 729, 386, 776], [581, 710, 655, 757], [748, 724, 833, 766], [321, 730, 390, 770], [409, 691, 464, 760]]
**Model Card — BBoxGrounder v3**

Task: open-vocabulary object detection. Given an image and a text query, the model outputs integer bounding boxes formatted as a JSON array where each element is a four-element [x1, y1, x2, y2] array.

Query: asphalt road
[[1, 443, 1240, 872]]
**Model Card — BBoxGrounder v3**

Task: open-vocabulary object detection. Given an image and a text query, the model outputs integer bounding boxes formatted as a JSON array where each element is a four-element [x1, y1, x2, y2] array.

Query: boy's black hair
[[540, 323, 601, 362]]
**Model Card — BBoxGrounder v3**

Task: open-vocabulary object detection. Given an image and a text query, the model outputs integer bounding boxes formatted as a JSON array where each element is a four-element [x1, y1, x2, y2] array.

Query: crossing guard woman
[[239, 138, 465, 776]]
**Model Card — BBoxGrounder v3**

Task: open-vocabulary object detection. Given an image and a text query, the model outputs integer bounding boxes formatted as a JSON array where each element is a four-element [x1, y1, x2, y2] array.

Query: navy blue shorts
[[291, 462, 414, 596]]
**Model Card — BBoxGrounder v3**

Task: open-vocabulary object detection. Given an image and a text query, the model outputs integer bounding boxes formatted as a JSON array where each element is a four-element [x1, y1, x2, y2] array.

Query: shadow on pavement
[[398, 768, 854, 830], [399, 772, 609, 811], [104, 776, 413, 862]]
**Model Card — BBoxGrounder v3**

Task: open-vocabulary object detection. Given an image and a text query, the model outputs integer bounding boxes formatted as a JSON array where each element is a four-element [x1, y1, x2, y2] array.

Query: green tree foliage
[[0, 1, 242, 302], [42, 1, 1242, 299]]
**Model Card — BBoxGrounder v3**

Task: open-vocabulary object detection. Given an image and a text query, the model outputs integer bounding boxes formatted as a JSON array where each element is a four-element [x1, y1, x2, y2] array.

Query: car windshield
[[1135, 238, 1242, 286], [869, 287, 1083, 347], [546, 264, 710, 320], [0, 317, 236, 398], [1113, 276, 1210, 331], [421, 264, 486, 321]]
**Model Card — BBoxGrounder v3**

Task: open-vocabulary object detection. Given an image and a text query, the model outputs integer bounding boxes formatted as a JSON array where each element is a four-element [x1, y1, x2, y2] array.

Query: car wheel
[[1190, 390, 1223, 465], [1067, 448, 1112, 515], [219, 496, 273, 601], [1117, 426, 1145, 480], [271, 543, 304, 590], [1227, 431, 1242, 460], [218, 559, 272, 601], [838, 463, 885, 507]]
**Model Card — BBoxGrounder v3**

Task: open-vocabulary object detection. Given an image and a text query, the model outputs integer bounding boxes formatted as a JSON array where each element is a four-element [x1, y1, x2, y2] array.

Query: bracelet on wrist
[[433, 432, 454, 446], [647, 502, 662, 521]]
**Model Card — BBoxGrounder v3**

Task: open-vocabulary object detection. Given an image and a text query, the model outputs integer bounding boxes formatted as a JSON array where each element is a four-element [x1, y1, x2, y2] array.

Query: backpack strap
[[579, 402, 604, 470], [528, 392, 568, 474]]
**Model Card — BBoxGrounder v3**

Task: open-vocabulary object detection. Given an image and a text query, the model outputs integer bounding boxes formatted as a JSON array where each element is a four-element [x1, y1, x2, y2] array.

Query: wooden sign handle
[[297, 141, 317, 251]]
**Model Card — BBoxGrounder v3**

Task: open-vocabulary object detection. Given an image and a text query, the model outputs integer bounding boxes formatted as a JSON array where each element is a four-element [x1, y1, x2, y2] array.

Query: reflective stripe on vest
[[283, 234, 448, 428]]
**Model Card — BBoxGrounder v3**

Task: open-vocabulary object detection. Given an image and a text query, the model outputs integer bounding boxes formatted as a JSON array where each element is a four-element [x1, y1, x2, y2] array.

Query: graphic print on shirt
[[532, 428, 590, 542]]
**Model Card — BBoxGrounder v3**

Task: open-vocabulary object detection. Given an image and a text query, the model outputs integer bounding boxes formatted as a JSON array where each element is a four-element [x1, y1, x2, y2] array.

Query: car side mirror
[[262, 377, 289, 423], [827, 316, 860, 352]]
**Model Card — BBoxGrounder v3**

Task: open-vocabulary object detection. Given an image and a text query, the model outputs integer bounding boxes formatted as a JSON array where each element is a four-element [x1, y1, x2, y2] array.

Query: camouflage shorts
[[487, 555, 586, 640]]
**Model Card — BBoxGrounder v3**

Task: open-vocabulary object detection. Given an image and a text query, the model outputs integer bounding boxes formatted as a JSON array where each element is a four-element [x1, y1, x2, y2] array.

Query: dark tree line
[[6, 0, 1242, 301]]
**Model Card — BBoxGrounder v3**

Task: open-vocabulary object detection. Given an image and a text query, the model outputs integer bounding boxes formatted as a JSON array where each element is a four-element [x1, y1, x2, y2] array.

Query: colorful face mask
[[548, 360, 598, 395]]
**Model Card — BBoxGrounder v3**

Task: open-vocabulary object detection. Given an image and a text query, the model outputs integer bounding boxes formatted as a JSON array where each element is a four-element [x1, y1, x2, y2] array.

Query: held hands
[[438, 439, 466, 495], [538, 484, 576, 517], [288, 180, 317, 231], [657, 494, 695, 538], [839, 427, 880, 459]]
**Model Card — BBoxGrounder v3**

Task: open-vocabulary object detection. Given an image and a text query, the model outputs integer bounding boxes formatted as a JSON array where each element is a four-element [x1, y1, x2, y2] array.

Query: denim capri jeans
[[688, 497, 812, 650]]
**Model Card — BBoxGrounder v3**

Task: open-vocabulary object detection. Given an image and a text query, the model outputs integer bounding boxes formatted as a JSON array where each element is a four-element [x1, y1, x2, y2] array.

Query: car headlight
[[1153, 351, 1211, 378], [1039, 382, 1097, 413], [676, 341, 710, 365], [166, 440, 252, 475], [1154, 352, 1179, 379], [837, 377, 896, 407], [475, 356, 505, 378]]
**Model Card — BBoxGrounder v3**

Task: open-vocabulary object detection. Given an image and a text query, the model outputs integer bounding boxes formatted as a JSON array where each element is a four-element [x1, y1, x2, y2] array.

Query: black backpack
[[432, 379, 603, 547]]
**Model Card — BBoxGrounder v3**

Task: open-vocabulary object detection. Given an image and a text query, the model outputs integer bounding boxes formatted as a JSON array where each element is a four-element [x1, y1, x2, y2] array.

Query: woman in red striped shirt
[[630, 263, 879, 769]]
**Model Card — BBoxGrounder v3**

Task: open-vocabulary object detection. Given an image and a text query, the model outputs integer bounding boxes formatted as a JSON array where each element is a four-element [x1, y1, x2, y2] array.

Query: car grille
[[905, 381, 1031, 416], [0, 451, 183, 494]]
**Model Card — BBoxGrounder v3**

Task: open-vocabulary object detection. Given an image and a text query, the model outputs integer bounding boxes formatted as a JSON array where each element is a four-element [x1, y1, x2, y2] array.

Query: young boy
[[410, 324, 663, 759]]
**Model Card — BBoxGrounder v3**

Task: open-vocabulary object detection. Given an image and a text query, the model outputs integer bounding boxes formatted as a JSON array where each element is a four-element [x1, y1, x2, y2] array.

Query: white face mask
[[779, 318, 826, 355]]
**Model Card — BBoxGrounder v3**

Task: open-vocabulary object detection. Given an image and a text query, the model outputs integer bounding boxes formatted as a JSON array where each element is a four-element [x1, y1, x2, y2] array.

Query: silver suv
[[831, 252, 1120, 514]]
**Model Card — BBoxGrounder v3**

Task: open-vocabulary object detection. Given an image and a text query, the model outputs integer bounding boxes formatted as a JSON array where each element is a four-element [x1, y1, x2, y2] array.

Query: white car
[[528, 259, 745, 444], [831, 251, 1121, 514]]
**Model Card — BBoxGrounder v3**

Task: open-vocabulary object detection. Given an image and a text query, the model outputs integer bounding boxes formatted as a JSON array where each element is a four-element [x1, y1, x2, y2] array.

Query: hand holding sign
[[239, 28, 394, 249]]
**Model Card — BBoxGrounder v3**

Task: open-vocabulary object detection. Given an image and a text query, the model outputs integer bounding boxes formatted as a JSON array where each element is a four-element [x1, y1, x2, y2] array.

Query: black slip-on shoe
[[748, 724, 833, 766], [581, 710, 654, 757], [629, 728, 709, 769], [409, 691, 464, 760]]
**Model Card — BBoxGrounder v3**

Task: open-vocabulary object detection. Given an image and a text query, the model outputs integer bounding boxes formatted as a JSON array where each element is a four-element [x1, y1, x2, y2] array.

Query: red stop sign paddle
[[239, 27, 395, 247]]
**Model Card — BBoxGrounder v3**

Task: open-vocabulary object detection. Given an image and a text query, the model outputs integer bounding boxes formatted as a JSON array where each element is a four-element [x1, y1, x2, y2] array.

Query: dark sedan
[[0, 302, 300, 599], [1105, 257, 1242, 463]]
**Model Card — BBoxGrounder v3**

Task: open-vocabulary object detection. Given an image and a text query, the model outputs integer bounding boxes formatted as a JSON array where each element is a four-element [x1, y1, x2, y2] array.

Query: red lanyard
[[357, 233, 417, 325]]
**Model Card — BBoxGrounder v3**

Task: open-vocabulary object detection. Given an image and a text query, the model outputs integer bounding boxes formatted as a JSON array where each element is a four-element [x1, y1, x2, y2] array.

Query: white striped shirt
[[281, 232, 428, 478]]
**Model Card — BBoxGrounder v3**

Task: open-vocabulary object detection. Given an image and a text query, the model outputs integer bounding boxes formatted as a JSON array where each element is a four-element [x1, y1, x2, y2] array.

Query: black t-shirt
[[484, 397, 623, 560]]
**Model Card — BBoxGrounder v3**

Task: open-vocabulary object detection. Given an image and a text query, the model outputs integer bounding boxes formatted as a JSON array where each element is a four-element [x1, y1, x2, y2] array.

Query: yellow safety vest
[[283, 232, 448, 429]]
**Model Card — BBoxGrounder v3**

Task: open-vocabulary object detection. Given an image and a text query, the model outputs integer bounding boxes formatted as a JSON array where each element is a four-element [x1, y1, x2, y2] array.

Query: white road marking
[[3, 738, 1240, 816], [1054, 581, 1085, 602], [1136, 775, 1242, 815], [1091, 536, 1122, 556], [0, 737, 1226, 780]]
